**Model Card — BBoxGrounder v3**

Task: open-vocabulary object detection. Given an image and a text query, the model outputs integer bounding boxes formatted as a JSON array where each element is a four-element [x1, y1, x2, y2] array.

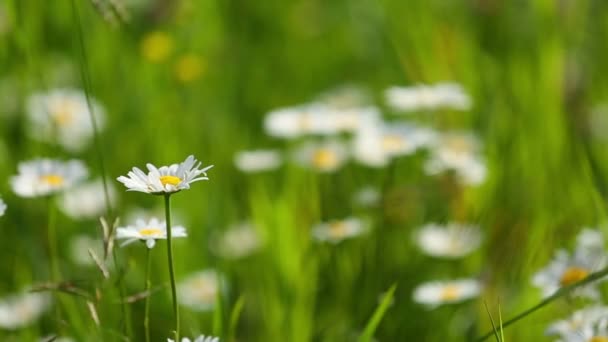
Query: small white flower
[[352, 116, 390, 168], [412, 279, 481, 308], [424, 132, 487, 185], [234, 149, 282, 173], [115, 217, 187, 249], [312, 217, 367, 244], [379, 122, 437, 158], [116, 155, 212, 195], [546, 306, 608, 342], [415, 223, 482, 259], [0, 196, 6, 217], [167, 335, 219, 342], [533, 229, 608, 300], [26, 88, 105, 152], [0, 291, 51, 329], [294, 140, 349, 172], [385, 82, 471, 112], [11, 158, 88, 198], [213, 222, 261, 260], [177, 270, 222, 312], [58, 179, 117, 219]]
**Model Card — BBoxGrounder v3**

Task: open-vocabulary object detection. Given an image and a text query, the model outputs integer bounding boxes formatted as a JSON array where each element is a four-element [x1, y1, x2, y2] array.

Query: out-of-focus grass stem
[[144, 248, 152, 342]]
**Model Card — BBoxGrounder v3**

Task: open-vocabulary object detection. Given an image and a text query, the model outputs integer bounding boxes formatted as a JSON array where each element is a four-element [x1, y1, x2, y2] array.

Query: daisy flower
[[26, 88, 105, 152], [546, 306, 608, 342], [532, 228, 608, 300], [412, 279, 481, 308], [116, 217, 187, 249], [116, 155, 212, 195], [315, 85, 370, 110], [312, 217, 367, 244], [167, 335, 219, 342], [58, 179, 117, 219], [212, 222, 261, 260], [414, 223, 482, 259], [385, 82, 471, 112], [11, 158, 88, 198], [0, 196, 6, 217], [379, 123, 437, 158], [424, 132, 487, 185], [293, 140, 349, 172], [177, 270, 222, 312], [234, 149, 282, 173], [0, 291, 51, 329]]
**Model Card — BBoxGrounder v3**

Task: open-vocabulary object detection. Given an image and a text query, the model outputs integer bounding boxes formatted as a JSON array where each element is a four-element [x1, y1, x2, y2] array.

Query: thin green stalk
[[144, 248, 152, 342], [164, 194, 180, 341], [477, 266, 608, 341]]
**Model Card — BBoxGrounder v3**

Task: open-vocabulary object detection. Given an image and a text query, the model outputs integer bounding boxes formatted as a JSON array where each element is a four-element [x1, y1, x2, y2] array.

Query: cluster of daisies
[[411, 223, 483, 308], [233, 82, 485, 186], [532, 228, 608, 341]]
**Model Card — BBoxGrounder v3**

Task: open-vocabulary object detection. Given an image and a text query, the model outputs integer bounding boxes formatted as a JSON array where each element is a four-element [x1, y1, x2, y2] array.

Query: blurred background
[[2, 0, 608, 341]]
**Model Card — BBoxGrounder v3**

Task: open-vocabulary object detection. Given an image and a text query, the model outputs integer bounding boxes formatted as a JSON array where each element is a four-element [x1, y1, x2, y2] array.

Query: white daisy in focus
[[0, 291, 51, 330], [116, 155, 213, 195], [70, 235, 105, 267], [234, 149, 282, 173], [213, 222, 261, 260], [312, 217, 367, 244], [546, 306, 608, 342], [58, 179, 117, 219], [26, 88, 105, 152], [167, 335, 219, 342], [385, 82, 471, 112], [412, 279, 481, 308], [414, 223, 482, 259], [294, 140, 348, 172], [115, 217, 187, 249], [177, 270, 222, 312], [532, 229, 608, 300], [0, 197, 6, 217], [11, 159, 88, 198], [424, 132, 487, 185]]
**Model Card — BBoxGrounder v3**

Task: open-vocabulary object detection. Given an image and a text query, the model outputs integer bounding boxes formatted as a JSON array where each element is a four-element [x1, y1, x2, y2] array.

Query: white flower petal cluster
[[26, 88, 105, 151], [11, 158, 88, 198], [424, 132, 487, 185], [412, 279, 481, 308], [293, 140, 349, 172], [177, 270, 222, 312], [168, 335, 219, 342], [414, 223, 482, 259], [213, 222, 261, 260], [117, 155, 212, 194], [0, 196, 6, 217], [312, 217, 367, 244], [533, 228, 608, 300], [0, 291, 51, 329], [385, 82, 471, 112], [546, 306, 608, 342], [234, 149, 282, 173], [116, 217, 187, 249], [58, 179, 116, 219]]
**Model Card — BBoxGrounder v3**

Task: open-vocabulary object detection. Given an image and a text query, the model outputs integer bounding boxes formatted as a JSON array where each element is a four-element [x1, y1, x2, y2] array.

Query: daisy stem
[[144, 248, 151, 342], [476, 265, 608, 341], [164, 194, 180, 341]]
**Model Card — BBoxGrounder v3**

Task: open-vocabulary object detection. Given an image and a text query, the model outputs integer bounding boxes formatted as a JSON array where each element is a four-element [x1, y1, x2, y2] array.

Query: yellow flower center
[[50, 100, 76, 125], [382, 135, 407, 151], [439, 285, 461, 301], [446, 137, 472, 155], [139, 228, 163, 237], [159, 175, 182, 187], [312, 149, 338, 169], [328, 222, 348, 239], [560, 267, 589, 286], [590, 337, 608, 342], [193, 279, 216, 301], [40, 174, 64, 186]]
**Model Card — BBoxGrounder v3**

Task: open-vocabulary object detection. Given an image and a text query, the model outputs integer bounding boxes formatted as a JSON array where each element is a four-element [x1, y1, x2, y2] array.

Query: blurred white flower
[[116, 217, 187, 249], [546, 306, 608, 342], [352, 116, 390, 168], [213, 222, 261, 260], [412, 279, 481, 308], [414, 223, 482, 259], [26, 88, 105, 152], [532, 229, 608, 300], [424, 132, 487, 185], [294, 140, 348, 172], [178, 270, 222, 312], [58, 179, 117, 219], [385, 82, 471, 112], [312, 217, 366, 244], [0, 197, 6, 217], [234, 149, 282, 173], [69, 235, 105, 267], [379, 122, 437, 158], [352, 186, 380, 208], [316, 85, 370, 110], [11, 159, 88, 198], [167, 335, 219, 342], [117, 155, 212, 195], [0, 291, 51, 330]]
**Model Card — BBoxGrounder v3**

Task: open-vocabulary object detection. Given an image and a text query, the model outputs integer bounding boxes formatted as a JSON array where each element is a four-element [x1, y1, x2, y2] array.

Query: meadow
[[2, 0, 608, 341]]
